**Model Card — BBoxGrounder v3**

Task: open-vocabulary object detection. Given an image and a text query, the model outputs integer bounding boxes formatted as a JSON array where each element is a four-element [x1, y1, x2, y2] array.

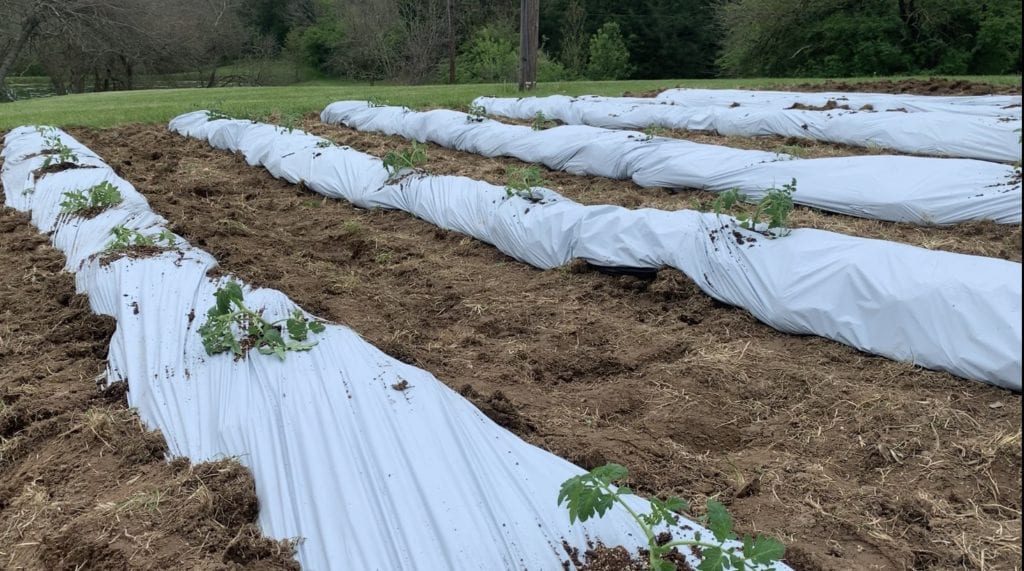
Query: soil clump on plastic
[[0, 206, 297, 569], [73, 123, 1022, 571], [787, 100, 851, 111]]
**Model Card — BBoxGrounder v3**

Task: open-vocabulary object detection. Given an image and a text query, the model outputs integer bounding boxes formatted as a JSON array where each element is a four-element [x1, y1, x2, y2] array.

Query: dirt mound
[[787, 99, 851, 111], [0, 206, 297, 570]]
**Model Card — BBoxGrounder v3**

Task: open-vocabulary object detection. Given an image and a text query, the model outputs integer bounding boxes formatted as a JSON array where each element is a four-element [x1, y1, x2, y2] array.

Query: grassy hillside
[[1, 75, 1020, 130]]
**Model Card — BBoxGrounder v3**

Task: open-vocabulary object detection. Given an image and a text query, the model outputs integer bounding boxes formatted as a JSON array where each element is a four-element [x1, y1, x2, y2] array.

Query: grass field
[[2, 75, 1020, 130]]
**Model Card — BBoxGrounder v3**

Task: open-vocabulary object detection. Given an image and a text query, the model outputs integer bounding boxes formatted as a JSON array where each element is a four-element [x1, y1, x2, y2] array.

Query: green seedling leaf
[[706, 500, 735, 543], [743, 534, 785, 565], [287, 311, 309, 341], [696, 546, 727, 571]]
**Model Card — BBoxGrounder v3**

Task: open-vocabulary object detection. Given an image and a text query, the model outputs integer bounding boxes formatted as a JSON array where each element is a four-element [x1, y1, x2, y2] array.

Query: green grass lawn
[[1, 75, 1020, 131]]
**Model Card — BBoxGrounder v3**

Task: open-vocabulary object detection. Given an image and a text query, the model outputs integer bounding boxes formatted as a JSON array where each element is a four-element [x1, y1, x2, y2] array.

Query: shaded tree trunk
[[897, 0, 922, 42], [0, 14, 41, 102]]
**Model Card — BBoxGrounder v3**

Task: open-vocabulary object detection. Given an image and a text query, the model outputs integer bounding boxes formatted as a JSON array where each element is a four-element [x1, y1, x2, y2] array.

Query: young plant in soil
[[60, 181, 123, 215], [532, 111, 552, 131], [642, 126, 667, 141], [198, 281, 326, 361], [275, 112, 302, 134], [382, 142, 428, 179], [740, 179, 796, 236], [705, 182, 796, 239], [559, 463, 785, 571], [36, 127, 79, 168], [466, 103, 488, 123], [104, 226, 177, 252], [205, 110, 233, 122], [711, 188, 746, 215], [504, 164, 549, 202]]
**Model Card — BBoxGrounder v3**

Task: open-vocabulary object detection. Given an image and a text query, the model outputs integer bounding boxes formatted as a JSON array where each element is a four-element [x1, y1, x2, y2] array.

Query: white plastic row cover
[[170, 111, 1021, 391], [320, 101, 1021, 225], [3, 126, 744, 570], [473, 94, 1023, 164], [653, 88, 1022, 118]]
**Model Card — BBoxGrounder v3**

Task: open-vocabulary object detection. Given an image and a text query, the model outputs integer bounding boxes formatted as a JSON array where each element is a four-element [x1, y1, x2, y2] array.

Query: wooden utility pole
[[518, 0, 539, 91], [447, 0, 456, 84]]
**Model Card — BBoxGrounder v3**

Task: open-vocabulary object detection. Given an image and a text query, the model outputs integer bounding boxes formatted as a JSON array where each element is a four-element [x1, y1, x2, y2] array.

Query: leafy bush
[[285, 19, 344, 73], [717, 0, 1022, 76], [448, 25, 568, 84], [586, 21, 632, 80]]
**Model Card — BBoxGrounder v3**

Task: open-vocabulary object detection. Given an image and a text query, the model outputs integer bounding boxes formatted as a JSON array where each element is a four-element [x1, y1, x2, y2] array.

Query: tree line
[[1, 0, 1020, 100]]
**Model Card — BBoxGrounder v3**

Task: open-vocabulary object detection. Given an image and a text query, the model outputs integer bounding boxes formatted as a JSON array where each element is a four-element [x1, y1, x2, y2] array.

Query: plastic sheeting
[[652, 88, 1023, 118], [320, 101, 1022, 225], [473, 94, 1024, 164], [3, 126, 764, 571], [170, 111, 1021, 390]]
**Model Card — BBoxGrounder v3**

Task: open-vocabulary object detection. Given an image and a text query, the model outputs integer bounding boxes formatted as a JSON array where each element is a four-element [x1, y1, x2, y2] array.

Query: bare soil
[[0, 205, 297, 570], [66, 123, 1023, 570]]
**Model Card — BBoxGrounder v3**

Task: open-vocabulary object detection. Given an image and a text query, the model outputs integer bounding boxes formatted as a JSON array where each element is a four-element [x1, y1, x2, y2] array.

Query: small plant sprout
[[531, 111, 551, 131], [59, 181, 123, 215], [205, 110, 233, 122], [382, 141, 428, 179], [466, 103, 488, 123], [40, 130, 79, 168], [104, 226, 176, 252], [504, 164, 549, 201], [739, 178, 797, 236], [316, 139, 335, 148], [198, 281, 327, 361], [711, 188, 746, 214], [276, 112, 302, 134], [642, 126, 666, 141], [367, 96, 390, 108], [559, 463, 785, 571]]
